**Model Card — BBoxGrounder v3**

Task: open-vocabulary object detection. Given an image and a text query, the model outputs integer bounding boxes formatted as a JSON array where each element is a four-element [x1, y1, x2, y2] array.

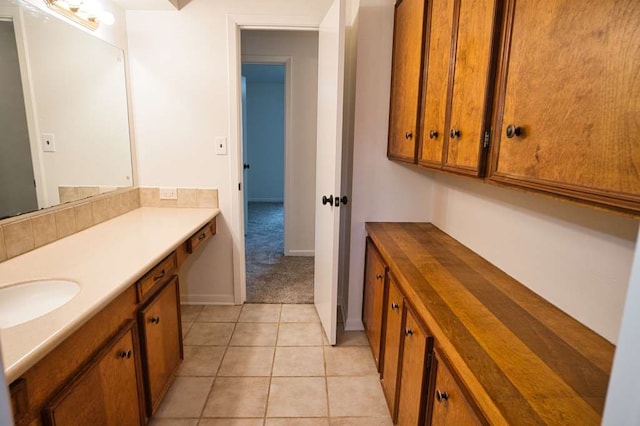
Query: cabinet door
[[491, 0, 640, 211], [43, 322, 144, 426], [139, 276, 183, 415], [429, 351, 483, 425], [419, 0, 455, 166], [362, 238, 387, 369], [397, 306, 431, 426], [388, 0, 428, 162], [380, 276, 404, 422], [443, 0, 500, 175]]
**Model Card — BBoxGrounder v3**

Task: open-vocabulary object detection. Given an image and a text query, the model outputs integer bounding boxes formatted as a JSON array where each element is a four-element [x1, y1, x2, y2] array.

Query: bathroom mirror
[[0, 0, 132, 220]]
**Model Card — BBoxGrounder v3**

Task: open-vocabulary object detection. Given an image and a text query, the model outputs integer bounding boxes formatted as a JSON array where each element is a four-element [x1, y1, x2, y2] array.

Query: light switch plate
[[159, 187, 177, 200], [215, 136, 227, 155], [42, 134, 56, 152]]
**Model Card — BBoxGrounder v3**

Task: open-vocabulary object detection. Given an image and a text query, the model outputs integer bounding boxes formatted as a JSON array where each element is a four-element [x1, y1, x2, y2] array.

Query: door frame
[[227, 14, 322, 304], [241, 56, 294, 255]]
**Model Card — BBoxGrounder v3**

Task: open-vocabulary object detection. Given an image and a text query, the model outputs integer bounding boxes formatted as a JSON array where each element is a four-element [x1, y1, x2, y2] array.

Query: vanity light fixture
[[44, 0, 115, 31]]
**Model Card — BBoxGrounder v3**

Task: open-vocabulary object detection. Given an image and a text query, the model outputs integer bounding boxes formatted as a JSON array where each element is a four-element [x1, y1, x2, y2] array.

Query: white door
[[241, 76, 249, 232], [314, 0, 346, 346]]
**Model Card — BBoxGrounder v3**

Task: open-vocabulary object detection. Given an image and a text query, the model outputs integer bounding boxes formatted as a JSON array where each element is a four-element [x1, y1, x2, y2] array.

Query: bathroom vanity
[[1, 207, 218, 425]]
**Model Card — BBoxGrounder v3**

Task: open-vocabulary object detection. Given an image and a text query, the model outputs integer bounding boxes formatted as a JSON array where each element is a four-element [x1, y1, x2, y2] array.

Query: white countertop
[[0, 207, 219, 383]]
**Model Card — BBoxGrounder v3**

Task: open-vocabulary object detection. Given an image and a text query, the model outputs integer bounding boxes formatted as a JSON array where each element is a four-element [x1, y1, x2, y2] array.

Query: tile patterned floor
[[150, 304, 392, 426]]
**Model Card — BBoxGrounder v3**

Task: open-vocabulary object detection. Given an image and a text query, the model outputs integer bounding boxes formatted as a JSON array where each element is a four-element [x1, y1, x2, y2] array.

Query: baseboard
[[285, 249, 314, 257], [247, 198, 284, 203], [344, 317, 364, 331], [180, 293, 236, 305]]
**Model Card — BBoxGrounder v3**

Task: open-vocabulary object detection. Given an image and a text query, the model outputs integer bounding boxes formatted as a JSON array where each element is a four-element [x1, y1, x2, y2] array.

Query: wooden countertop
[[365, 222, 614, 425], [1, 207, 219, 383]]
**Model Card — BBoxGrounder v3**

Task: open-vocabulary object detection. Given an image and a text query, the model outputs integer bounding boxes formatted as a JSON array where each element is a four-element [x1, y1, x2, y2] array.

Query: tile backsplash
[[139, 187, 218, 208]]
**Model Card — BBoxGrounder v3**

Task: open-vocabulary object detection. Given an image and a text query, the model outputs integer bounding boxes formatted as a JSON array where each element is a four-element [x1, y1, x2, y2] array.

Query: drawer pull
[[505, 124, 523, 138], [118, 350, 132, 359], [198, 233, 206, 241], [153, 269, 166, 281], [450, 128, 461, 139], [375, 273, 383, 280], [405, 328, 414, 336], [405, 131, 413, 140], [150, 316, 161, 324], [429, 130, 439, 139], [436, 389, 449, 403], [391, 302, 399, 310]]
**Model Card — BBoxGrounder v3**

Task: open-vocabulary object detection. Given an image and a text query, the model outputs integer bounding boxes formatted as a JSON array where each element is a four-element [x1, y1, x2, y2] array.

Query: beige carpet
[[245, 202, 314, 303]]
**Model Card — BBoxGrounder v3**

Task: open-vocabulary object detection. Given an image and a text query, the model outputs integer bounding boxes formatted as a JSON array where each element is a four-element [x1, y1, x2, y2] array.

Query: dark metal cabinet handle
[[506, 124, 523, 138], [405, 131, 413, 140], [391, 302, 399, 310], [450, 128, 461, 139], [150, 316, 161, 324], [429, 130, 439, 139], [375, 273, 383, 280], [436, 389, 449, 403], [198, 233, 206, 241], [153, 269, 166, 281], [405, 328, 414, 336], [119, 350, 132, 359]]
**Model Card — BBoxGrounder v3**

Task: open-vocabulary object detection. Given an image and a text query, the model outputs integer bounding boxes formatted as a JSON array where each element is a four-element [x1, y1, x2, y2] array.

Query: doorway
[[241, 30, 319, 304]]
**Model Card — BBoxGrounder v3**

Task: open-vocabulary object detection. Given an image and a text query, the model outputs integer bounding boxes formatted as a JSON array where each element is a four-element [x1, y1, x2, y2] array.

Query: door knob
[[243, 163, 250, 170], [335, 195, 349, 207], [505, 124, 523, 138], [429, 130, 439, 139], [322, 195, 334, 206], [450, 128, 461, 138]]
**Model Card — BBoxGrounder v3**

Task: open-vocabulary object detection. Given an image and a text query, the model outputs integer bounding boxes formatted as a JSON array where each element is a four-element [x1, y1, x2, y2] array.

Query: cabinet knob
[[198, 233, 206, 241], [391, 302, 399, 310], [153, 269, 166, 282], [436, 389, 449, 403], [405, 328, 414, 336], [505, 124, 523, 138], [405, 131, 413, 140], [375, 273, 383, 280], [150, 316, 161, 324], [119, 350, 132, 359], [450, 128, 461, 139], [429, 130, 439, 139]]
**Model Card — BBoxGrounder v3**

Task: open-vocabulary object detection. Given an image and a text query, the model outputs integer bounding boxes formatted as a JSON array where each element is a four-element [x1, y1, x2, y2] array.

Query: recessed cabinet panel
[[492, 0, 640, 210], [380, 276, 404, 421], [388, 0, 427, 162], [362, 238, 387, 368], [419, 0, 455, 166], [444, 0, 499, 173]]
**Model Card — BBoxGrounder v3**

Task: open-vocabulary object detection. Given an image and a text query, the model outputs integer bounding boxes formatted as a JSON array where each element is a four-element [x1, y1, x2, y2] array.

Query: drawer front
[[187, 219, 216, 253], [430, 351, 483, 426], [381, 276, 404, 421], [137, 252, 177, 302]]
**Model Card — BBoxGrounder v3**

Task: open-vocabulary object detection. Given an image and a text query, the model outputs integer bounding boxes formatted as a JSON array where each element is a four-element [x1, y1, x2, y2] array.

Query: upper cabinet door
[[490, 0, 640, 212], [443, 0, 501, 175], [418, 0, 455, 166], [387, 0, 428, 163]]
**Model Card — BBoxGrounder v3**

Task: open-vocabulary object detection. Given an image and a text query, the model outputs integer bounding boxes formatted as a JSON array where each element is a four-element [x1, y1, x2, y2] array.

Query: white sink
[[0, 280, 80, 328]]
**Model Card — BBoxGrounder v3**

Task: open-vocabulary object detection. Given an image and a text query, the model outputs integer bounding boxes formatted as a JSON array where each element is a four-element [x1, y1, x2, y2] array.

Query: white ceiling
[[109, 0, 180, 11]]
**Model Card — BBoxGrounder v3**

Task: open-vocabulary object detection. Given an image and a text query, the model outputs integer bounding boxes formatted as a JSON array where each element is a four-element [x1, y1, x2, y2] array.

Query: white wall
[[242, 30, 320, 256], [126, 0, 332, 303], [244, 79, 285, 202]]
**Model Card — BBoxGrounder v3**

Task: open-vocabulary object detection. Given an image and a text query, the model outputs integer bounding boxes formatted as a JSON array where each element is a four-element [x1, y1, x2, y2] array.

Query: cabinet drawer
[[429, 351, 483, 426], [136, 253, 177, 302], [187, 219, 216, 253]]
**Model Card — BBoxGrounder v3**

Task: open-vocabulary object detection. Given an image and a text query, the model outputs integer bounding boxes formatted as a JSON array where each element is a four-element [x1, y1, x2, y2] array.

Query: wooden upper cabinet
[[419, 0, 501, 175], [388, 0, 428, 162], [490, 0, 640, 212]]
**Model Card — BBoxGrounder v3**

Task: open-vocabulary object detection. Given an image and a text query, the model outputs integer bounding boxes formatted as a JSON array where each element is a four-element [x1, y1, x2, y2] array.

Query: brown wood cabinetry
[[490, 0, 640, 213], [139, 276, 183, 415], [419, 0, 501, 176], [362, 237, 388, 368], [387, 0, 428, 162], [429, 351, 482, 426], [42, 321, 144, 426], [380, 276, 404, 421]]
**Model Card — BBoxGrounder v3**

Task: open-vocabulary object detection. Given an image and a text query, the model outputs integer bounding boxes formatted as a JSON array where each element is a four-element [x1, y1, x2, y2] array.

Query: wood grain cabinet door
[[362, 238, 388, 369], [388, 0, 428, 163], [42, 322, 144, 426], [443, 0, 501, 175], [490, 0, 640, 212], [396, 306, 431, 426], [380, 276, 404, 422], [139, 276, 183, 415], [429, 351, 483, 426]]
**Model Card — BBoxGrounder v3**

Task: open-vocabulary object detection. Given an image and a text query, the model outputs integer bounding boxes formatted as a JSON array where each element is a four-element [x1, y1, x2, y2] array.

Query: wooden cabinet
[[429, 351, 482, 426], [396, 305, 432, 426], [42, 321, 144, 426], [418, 0, 501, 176], [139, 276, 183, 415], [380, 276, 404, 421], [387, 0, 428, 162], [489, 0, 640, 213], [362, 238, 388, 368]]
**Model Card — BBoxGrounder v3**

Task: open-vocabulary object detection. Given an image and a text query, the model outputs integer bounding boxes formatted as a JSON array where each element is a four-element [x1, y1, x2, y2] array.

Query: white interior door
[[314, 0, 346, 346], [241, 76, 249, 232]]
